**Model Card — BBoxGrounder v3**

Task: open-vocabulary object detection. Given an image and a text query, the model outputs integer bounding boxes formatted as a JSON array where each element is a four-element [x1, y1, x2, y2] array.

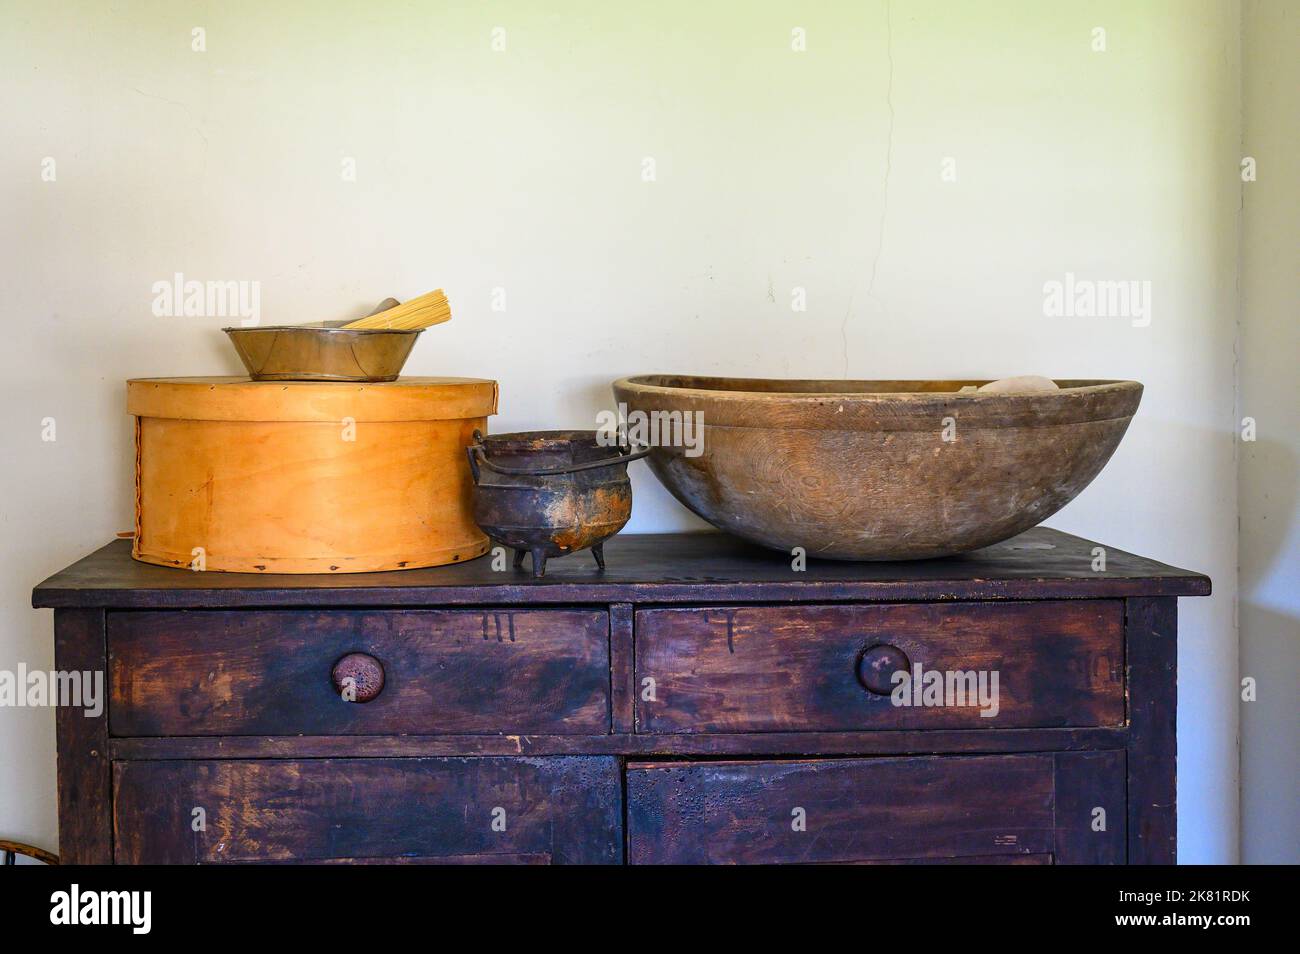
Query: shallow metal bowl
[[611, 375, 1143, 561], [223, 325, 422, 382]]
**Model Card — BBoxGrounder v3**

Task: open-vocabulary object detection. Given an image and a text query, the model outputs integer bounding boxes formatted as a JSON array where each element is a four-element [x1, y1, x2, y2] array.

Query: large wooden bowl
[[611, 376, 1142, 560]]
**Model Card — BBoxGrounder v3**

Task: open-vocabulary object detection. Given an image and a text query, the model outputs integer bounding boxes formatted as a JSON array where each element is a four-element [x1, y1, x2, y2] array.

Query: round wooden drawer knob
[[856, 644, 910, 696], [332, 652, 385, 703]]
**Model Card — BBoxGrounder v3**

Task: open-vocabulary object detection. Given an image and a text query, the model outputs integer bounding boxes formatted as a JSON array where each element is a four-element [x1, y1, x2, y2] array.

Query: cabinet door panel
[[627, 752, 1125, 864], [114, 757, 622, 865]]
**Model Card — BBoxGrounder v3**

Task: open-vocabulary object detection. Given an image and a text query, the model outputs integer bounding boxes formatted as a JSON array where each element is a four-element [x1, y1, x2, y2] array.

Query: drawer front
[[627, 752, 1125, 864], [635, 601, 1123, 732], [109, 609, 609, 736], [114, 757, 622, 864]]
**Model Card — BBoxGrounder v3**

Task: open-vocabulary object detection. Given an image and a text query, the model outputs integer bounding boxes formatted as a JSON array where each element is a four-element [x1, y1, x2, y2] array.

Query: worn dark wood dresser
[[33, 527, 1208, 865]]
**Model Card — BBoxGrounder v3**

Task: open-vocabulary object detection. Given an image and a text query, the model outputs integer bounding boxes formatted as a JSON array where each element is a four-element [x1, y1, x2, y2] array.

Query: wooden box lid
[[127, 376, 498, 423]]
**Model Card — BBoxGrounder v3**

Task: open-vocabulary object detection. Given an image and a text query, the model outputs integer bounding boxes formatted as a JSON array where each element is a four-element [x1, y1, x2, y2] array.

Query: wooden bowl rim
[[614, 375, 1141, 401], [612, 376, 1143, 430]]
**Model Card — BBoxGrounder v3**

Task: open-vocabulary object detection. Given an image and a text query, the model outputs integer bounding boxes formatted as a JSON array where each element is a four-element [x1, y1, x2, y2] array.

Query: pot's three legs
[[513, 545, 603, 575]]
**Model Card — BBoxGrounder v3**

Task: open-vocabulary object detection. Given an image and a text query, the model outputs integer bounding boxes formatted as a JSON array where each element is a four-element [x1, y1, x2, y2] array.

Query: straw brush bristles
[[342, 289, 452, 330]]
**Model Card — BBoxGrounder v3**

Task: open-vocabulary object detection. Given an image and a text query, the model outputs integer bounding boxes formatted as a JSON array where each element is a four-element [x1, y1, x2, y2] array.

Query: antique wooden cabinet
[[33, 528, 1208, 865]]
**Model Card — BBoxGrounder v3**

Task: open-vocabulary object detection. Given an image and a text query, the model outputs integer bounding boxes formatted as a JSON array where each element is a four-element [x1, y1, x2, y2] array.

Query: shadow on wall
[[1238, 602, 1300, 862], [1239, 437, 1300, 864], [1241, 437, 1298, 571]]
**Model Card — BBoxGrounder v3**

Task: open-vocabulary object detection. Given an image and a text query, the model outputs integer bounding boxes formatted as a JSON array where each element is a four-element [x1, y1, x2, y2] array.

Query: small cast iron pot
[[466, 430, 648, 578]]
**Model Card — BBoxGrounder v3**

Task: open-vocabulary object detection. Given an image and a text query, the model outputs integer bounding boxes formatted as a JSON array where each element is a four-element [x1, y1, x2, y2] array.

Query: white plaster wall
[[1239, 0, 1299, 865]]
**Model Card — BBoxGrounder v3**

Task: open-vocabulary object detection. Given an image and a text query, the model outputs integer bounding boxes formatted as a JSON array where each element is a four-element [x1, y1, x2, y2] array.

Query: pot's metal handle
[[467, 430, 649, 478]]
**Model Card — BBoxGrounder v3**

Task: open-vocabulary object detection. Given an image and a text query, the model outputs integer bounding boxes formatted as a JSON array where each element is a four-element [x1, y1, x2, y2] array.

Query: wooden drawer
[[635, 601, 1123, 732], [627, 752, 1125, 864], [113, 757, 622, 864], [109, 609, 609, 736]]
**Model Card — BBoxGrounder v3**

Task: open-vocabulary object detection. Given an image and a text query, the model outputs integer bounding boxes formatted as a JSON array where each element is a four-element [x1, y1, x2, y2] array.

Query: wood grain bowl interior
[[611, 376, 1143, 560]]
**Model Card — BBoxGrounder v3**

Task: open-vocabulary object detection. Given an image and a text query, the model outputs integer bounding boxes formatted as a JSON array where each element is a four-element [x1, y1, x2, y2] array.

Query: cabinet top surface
[[33, 527, 1209, 608]]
